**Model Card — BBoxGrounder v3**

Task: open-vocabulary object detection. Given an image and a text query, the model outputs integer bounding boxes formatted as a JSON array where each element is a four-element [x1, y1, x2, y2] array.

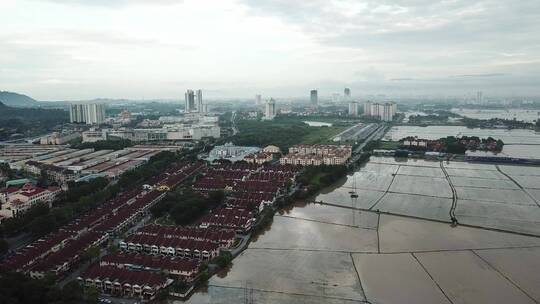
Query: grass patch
[[154, 215, 175, 226], [378, 141, 401, 150], [310, 172, 326, 186], [301, 126, 347, 145]]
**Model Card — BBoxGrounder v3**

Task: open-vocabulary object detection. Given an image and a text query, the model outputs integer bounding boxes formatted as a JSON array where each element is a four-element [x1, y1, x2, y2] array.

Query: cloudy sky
[[1, 0, 540, 100]]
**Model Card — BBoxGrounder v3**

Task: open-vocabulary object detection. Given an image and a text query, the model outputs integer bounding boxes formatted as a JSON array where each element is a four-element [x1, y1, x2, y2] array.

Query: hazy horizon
[[2, 0, 540, 100]]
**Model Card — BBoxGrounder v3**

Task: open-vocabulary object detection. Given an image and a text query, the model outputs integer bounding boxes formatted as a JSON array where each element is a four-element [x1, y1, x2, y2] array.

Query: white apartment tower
[[264, 98, 276, 120], [363, 101, 372, 116], [370, 103, 381, 118], [86, 104, 106, 125], [69, 104, 86, 123], [348, 101, 359, 116], [69, 103, 105, 125], [363, 101, 396, 121]]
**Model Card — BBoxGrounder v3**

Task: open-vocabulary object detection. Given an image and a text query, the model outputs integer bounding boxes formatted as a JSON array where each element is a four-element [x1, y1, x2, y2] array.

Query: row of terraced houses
[[1, 161, 203, 301]]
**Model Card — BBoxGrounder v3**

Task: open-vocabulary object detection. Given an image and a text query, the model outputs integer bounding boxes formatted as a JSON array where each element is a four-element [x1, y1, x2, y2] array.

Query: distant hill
[[0, 91, 39, 107], [0, 101, 68, 141]]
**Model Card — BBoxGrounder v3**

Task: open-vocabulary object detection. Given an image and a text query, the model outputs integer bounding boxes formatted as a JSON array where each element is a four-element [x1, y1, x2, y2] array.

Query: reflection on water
[[354, 253, 450, 304]]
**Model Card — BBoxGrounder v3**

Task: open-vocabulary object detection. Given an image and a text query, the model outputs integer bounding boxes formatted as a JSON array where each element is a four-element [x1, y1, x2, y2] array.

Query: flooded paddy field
[[385, 125, 540, 145], [278, 201, 379, 229], [208, 249, 366, 301], [183, 211, 540, 304], [450, 108, 540, 123], [415, 251, 536, 304], [385, 126, 540, 161], [183, 156, 540, 303], [315, 157, 540, 236], [353, 253, 450, 304], [248, 215, 378, 252]]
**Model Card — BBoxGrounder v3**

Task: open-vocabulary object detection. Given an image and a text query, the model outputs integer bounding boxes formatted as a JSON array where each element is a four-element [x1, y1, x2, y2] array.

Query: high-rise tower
[[310, 90, 318, 106], [185, 89, 195, 112]]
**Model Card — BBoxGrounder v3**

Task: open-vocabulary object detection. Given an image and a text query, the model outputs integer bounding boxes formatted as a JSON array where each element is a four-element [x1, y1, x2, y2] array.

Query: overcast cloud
[[1, 0, 539, 100]]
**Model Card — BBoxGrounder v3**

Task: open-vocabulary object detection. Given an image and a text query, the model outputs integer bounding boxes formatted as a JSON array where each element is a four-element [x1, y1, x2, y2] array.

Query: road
[[347, 124, 389, 165], [355, 124, 387, 153]]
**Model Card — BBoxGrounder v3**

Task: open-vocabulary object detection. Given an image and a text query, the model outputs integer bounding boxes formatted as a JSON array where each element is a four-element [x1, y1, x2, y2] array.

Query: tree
[[208, 190, 225, 206], [60, 281, 85, 304], [0, 238, 8, 255], [28, 214, 56, 236], [0, 162, 11, 177], [213, 251, 233, 268], [82, 246, 101, 263], [85, 286, 99, 304]]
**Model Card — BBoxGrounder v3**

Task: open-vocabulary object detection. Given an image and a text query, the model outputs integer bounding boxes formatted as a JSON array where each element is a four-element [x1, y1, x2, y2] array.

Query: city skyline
[[1, 0, 540, 100]]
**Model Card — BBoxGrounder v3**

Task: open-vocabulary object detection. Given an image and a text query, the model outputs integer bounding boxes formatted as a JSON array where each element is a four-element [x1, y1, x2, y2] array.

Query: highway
[[347, 124, 389, 166]]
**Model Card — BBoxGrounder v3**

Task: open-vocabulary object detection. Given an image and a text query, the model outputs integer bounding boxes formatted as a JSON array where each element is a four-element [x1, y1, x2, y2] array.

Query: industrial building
[[40, 132, 81, 145]]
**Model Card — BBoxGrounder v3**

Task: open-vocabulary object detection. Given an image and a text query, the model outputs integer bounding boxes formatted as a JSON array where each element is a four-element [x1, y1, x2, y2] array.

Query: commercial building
[[82, 125, 220, 143], [185, 90, 195, 113], [40, 132, 81, 145], [185, 89, 207, 113], [0, 183, 61, 219], [207, 143, 261, 162], [348, 101, 359, 116], [262, 145, 281, 154], [196, 89, 203, 113], [70, 104, 106, 125], [310, 90, 318, 106], [363, 101, 397, 121], [280, 144, 352, 166], [255, 94, 262, 105], [264, 98, 276, 120]]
